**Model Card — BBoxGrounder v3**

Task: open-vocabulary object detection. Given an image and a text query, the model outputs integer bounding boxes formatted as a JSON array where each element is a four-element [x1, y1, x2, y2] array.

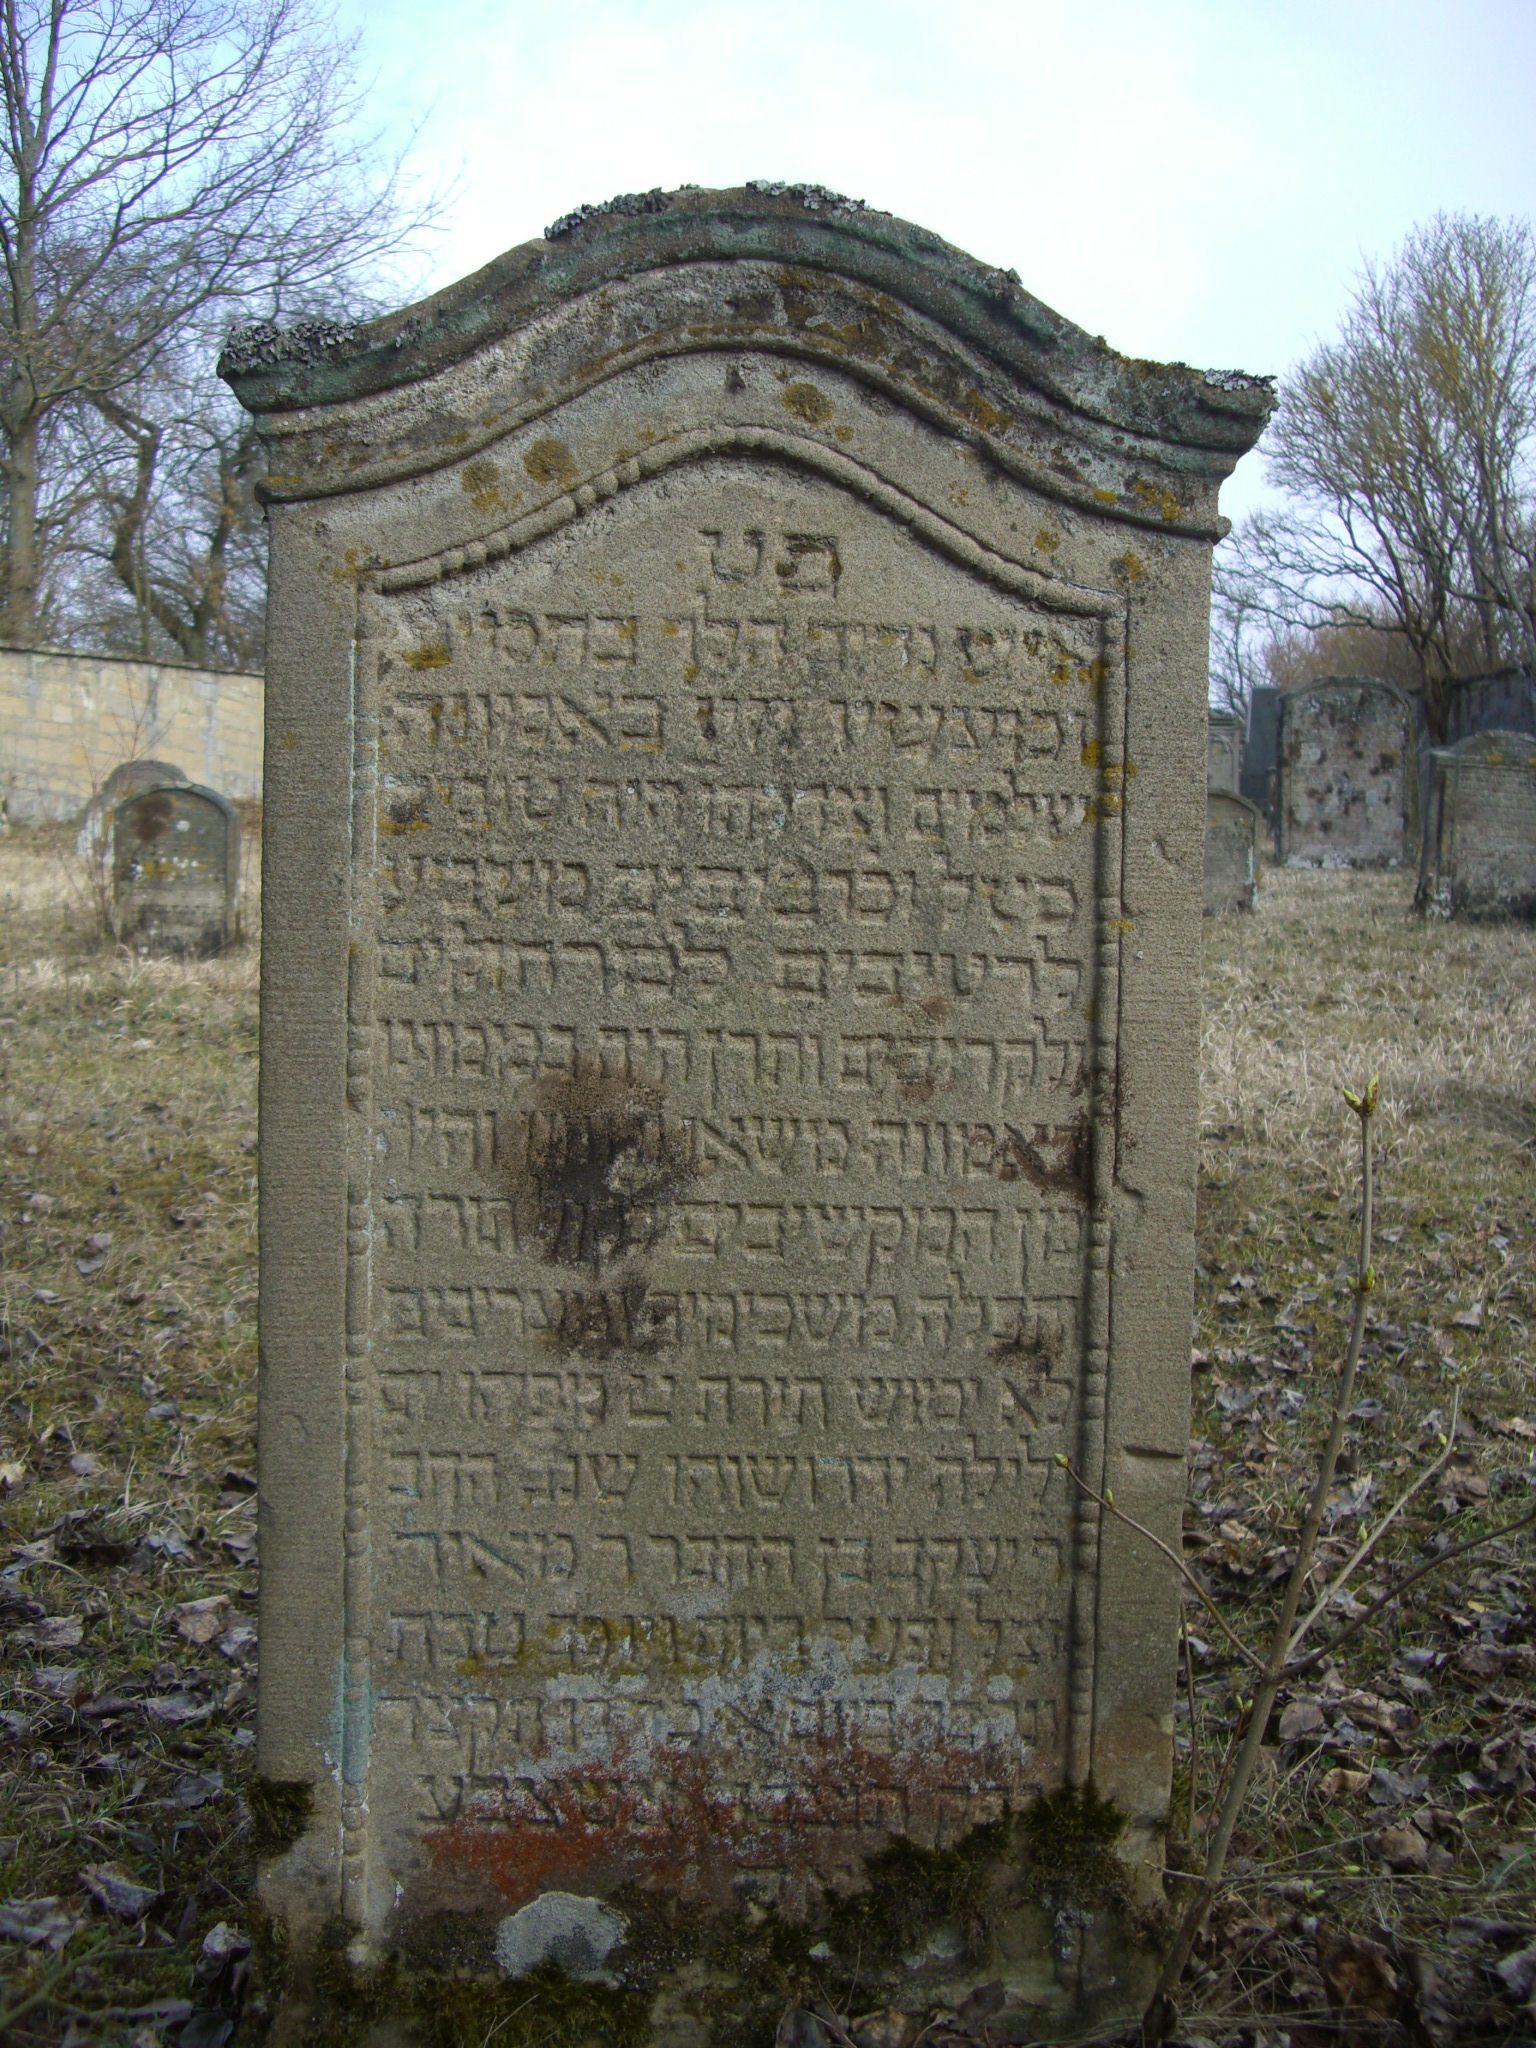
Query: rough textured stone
[[223, 184, 1269, 2036], [1417, 729, 1536, 919], [1204, 792, 1260, 914], [493, 1891, 626, 1981], [1206, 711, 1241, 793], [111, 782, 240, 955], [1278, 676, 1414, 867]]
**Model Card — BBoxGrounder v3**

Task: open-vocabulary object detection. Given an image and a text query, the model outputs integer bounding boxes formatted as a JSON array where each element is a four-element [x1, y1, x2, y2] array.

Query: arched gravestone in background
[[111, 781, 239, 956], [1417, 729, 1536, 920], [1204, 791, 1261, 914], [222, 186, 1270, 2034], [1277, 675, 1414, 867], [1206, 709, 1241, 793]]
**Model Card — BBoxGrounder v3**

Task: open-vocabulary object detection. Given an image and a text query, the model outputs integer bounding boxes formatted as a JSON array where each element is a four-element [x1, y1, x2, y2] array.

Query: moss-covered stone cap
[[219, 182, 1273, 454]]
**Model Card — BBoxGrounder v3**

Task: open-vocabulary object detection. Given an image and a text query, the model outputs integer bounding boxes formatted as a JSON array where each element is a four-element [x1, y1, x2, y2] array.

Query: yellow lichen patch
[[461, 459, 505, 514], [1112, 551, 1144, 583], [1093, 487, 1118, 506], [1129, 475, 1186, 523], [833, 424, 854, 442], [949, 484, 970, 508], [524, 436, 578, 486], [1034, 528, 1062, 554], [401, 644, 450, 670], [783, 381, 835, 424], [1081, 738, 1102, 769]]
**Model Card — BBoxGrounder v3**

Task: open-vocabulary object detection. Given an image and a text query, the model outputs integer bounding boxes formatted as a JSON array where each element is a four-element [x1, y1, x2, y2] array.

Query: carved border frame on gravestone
[[333, 424, 1129, 1922]]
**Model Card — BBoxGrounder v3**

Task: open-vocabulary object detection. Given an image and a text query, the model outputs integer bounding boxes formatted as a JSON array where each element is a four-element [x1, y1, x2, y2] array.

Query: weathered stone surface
[[1417, 729, 1536, 919], [1206, 710, 1241, 793], [76, 758, 189, 859], [111, 782, 240, 955], [1278, 676, 1414, 867], [224, 184, 1268, 2035], [1204, 792, 1260, 914]]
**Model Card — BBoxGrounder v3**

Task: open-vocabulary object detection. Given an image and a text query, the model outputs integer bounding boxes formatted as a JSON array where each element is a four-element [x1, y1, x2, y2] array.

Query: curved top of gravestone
[[1433, 727, 1536, 766], [219, 183, 1274, 457], [1288, 673, 1412, 710]]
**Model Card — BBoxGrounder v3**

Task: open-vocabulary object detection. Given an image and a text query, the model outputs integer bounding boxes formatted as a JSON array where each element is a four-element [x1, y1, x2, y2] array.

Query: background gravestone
[[111, 782, 240, 955], [1417, 729, 1536, 920], [1241, 685, 1280, 830], [1204, 791, 1261, 914], [1206, 709, 1241, 793], [223, 185, 1269, 2037], [1278, 675, 1414, 866], [76, 756, 190, 860]]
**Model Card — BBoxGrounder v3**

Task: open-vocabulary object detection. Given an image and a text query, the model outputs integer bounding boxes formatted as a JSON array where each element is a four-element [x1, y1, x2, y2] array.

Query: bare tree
[[1256, 213, 1536, 740], [0, 0, 432, 644]]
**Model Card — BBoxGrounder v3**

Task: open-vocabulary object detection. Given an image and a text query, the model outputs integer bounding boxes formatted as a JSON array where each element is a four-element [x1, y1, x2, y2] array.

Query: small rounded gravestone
[[111, 782, 240, 956]]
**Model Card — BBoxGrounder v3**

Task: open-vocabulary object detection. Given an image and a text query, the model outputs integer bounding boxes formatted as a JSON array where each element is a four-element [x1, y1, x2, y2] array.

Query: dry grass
[[0, 836, 1531, 2044]]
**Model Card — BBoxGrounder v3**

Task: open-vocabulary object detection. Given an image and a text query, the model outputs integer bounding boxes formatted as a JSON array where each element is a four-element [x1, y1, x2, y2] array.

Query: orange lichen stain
[[1109, 918, 1135, 933], [783, 381, 835, 424], [422, 1729, 1042, 1914], [461, 459, 505, 514], [1092, 488, 1118, 506], [524, 436, 577, 486], [1129, 475, 1186, 522], [402, 644, 450, 670], [1034, 528, 1061, 554], [1081, 738, 1102, 769]]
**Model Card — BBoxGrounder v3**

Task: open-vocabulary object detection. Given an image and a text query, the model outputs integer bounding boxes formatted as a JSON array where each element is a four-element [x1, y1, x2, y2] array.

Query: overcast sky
[[331, 0, 1536, 521]]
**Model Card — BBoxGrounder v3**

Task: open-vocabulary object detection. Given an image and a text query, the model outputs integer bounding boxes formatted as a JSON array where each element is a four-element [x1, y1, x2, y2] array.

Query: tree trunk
[[3, 411, 39, 644]]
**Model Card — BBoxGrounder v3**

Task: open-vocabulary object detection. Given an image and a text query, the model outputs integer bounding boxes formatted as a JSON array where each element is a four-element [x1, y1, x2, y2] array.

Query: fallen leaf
[[34, 1614, 83, 1649], [1452, 1303, 1484, 1330], [1317, 1925, 1400, 2018], [0, 1460, 26, 1490], [143, 1693, 211, 1725], [172, 1770, 224, 1809], [175, 1595, 229, 1644], [79, 1861, 159, 1919], [1374, 1824, 1430, 1873], [850, 2010, 917, 2048], [1320, 1767, 1371, 1797], [1496, 1943, 1536, 2001], [1280, 1697, 1326, 1741], [31, 1665, 84, 1696], [0, 1895, 83, 1949]]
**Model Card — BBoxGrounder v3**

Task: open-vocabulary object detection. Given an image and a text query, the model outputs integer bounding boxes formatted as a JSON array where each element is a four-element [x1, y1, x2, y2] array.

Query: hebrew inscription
[[354, 464, 1122, 1889]]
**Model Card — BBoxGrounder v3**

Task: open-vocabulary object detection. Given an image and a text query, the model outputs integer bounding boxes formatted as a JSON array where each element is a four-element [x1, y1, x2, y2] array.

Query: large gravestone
[[1206, 709, 1241, 793], [111, 781, 240, 955], [1278, 675, 1413, 866], [1417, 729, 1536, 919], [224, 186, 1269, 2036], [1204, 791, 1260, 914]]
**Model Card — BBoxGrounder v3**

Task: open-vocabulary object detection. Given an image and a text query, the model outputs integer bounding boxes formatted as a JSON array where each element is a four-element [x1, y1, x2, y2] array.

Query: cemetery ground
[[0, 828, 1532, 2048]]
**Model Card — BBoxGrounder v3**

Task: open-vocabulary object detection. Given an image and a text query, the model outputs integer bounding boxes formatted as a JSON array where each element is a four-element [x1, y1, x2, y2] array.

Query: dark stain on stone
[[499, 1057, 691, 1274], [994, 1116, 1090, 1201], [543, 1279, 674, 1359], [130, 792, 175, 843], [991, 1317, 1063, 1371]]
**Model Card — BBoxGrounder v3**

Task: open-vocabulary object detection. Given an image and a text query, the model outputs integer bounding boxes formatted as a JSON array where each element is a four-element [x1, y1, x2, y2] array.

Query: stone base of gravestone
[[1417, 730, 1536, 920], [1204, 792, 1261, 914], [111, 782, 240, 955]]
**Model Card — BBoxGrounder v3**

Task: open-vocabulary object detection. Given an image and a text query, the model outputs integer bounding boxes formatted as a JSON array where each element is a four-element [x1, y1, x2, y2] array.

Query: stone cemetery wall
[[224, 184, 1270, 2035], [0, 644, 262, 824], [1204, 791, 1260, 914], [1417, 730, 1536, 919], [1206, 710, 1241, 792], [111, 782, 241, 954], [1278, 675, 1413, 866]]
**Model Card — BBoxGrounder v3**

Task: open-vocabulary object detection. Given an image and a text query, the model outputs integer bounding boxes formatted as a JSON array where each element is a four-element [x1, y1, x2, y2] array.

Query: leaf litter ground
[[0, 837, 1532, 2047]]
